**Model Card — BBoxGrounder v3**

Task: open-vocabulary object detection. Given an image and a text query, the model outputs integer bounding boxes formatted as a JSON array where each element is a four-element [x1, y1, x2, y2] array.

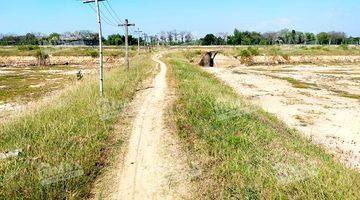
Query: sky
[[0, 0, 359, 37]]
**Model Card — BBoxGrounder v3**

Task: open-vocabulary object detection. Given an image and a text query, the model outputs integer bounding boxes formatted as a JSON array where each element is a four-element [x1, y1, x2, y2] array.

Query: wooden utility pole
[[135, 28, 142, 54], [83, 0, 105, 96], [120, 19, 135, 70]]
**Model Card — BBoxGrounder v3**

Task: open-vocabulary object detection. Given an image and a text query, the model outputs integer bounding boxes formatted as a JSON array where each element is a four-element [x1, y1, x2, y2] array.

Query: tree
[[166, 31, 173, 44], [48, 33, 60, 45], [107, 34, 123, 45], [305, 32, 316, 44], [201, 34, 217, 45], [159, 31, 167, 45], [317, 32, 330, 45], [327, 32, 346, 45], [185, 32, 193, 43], [179, 31, 186, 44], [262, 32, 278, 45]]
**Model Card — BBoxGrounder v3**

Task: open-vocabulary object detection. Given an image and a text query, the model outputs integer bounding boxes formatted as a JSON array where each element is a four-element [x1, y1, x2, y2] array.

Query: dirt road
[[101, 54, 189, 199], [207, 57, 360, 170]]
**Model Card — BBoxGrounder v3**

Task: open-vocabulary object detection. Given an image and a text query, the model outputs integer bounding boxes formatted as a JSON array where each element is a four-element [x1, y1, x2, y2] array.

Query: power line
[[102, 1, 121, 24], [105, 0, 124, 24], [87, 3, 118, 27]]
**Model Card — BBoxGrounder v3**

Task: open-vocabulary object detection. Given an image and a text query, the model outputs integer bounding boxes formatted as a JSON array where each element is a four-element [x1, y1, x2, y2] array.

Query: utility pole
[[83, 0, 105, 96], [120, 19, 135, 70], [143, 33, 149, 52], [135, 28, 142, 55]]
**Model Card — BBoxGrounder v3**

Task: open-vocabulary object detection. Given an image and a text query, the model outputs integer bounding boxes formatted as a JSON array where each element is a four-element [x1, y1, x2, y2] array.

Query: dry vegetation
[[0, 54, 156, 199], [166, 51, 360, 199]]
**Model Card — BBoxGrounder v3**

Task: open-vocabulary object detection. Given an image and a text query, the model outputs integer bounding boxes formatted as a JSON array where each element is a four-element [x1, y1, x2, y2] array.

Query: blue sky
[[1, 0, 359, 37]]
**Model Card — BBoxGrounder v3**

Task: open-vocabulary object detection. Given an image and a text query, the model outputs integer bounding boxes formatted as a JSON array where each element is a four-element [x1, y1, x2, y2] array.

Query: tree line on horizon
[[0, 29, 359, 46], [200, 29, 360, 46], [0, 31, 141, 46]]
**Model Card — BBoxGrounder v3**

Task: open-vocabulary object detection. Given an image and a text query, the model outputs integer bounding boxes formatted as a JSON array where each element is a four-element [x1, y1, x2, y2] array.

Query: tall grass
[[0, 54, 156, 199], [166, 53, 360, 199]]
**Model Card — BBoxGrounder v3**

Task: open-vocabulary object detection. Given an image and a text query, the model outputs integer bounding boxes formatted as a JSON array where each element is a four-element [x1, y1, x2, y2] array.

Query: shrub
[[86, 50, 99, 58], [248, 47, 260, 56], [35, 49, 49, 66], [239, 49, 252, 58], [339, 44, 349, 50]]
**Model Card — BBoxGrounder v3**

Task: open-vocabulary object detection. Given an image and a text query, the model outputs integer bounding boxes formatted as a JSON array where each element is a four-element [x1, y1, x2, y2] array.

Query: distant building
[[59, 35, 98, 46]]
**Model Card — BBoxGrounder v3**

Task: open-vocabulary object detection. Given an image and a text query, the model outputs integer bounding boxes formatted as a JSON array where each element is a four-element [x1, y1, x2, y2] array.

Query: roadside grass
[[166, 53, 360, 199], [0, 54, 156, 199]]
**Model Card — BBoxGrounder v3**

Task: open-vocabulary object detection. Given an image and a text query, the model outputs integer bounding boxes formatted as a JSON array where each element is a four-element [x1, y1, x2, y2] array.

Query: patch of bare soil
[[0, 56, 124, 67], [206, 56, 360, 170], [91, 54, 190, 200]]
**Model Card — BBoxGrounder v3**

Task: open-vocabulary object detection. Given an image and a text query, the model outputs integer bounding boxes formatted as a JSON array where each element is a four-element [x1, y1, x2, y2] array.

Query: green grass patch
[[267, 75, 319, 89], [330, 89, 360, 100], [0, 54, 156, 199], [166, 53, 360, 199], [0, 67, 76, 103]]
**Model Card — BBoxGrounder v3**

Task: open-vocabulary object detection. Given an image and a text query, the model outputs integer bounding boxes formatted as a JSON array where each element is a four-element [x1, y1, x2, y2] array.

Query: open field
[[1, 46, 360, 199], [0, 65, 80, 121], [0, 46, 138, 57], [207, 55, 360, 170], [166, 52, 360, 199]]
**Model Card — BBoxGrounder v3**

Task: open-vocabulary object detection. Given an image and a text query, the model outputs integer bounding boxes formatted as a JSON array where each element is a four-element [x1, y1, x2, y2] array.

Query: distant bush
[[239, 49, 252, 57], [18, 45, 40, 51], [269, 47, 282, 56], [248, 47, 260, 56], [35, 49, 49, 66], [184, 50, 202, 62], [310, 46, 329, 51], [238, 47, 260, 58], [85, 50, 99, 58], [339, 44, 349, 50]]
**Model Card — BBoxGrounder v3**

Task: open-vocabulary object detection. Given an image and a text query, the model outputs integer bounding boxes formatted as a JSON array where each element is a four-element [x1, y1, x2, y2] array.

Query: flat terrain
[[0, 65, 98, 121], [208, 56, 360, 170], [1, 46, 360, 199]]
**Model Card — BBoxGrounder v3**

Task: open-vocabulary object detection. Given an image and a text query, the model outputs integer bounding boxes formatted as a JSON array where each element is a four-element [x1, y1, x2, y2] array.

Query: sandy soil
[[0, 56, 124, 67], [92, 54, 190, 200], [206, 56, 360, 170]]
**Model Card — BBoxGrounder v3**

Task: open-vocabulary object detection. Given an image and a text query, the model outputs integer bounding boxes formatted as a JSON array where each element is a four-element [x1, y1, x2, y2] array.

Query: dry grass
[[166, 51, 360, 199], [0, 54, 156, 199]]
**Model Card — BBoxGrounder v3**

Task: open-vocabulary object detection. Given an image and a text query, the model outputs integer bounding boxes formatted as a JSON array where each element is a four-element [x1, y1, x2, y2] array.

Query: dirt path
[[99, 54, 190, 200], [206, 58, 360, 170]]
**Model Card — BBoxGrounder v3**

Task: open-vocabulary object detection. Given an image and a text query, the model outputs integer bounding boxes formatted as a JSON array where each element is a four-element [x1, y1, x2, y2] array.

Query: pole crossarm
[[83, 0, 105, 4]]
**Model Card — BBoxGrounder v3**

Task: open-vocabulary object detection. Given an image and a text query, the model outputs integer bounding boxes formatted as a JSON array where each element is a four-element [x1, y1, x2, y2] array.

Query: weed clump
[[339, 44, 349, 50], [85, 49, 99, 58], [237, 47, 260, 65], [35, 49, 49, 66]]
